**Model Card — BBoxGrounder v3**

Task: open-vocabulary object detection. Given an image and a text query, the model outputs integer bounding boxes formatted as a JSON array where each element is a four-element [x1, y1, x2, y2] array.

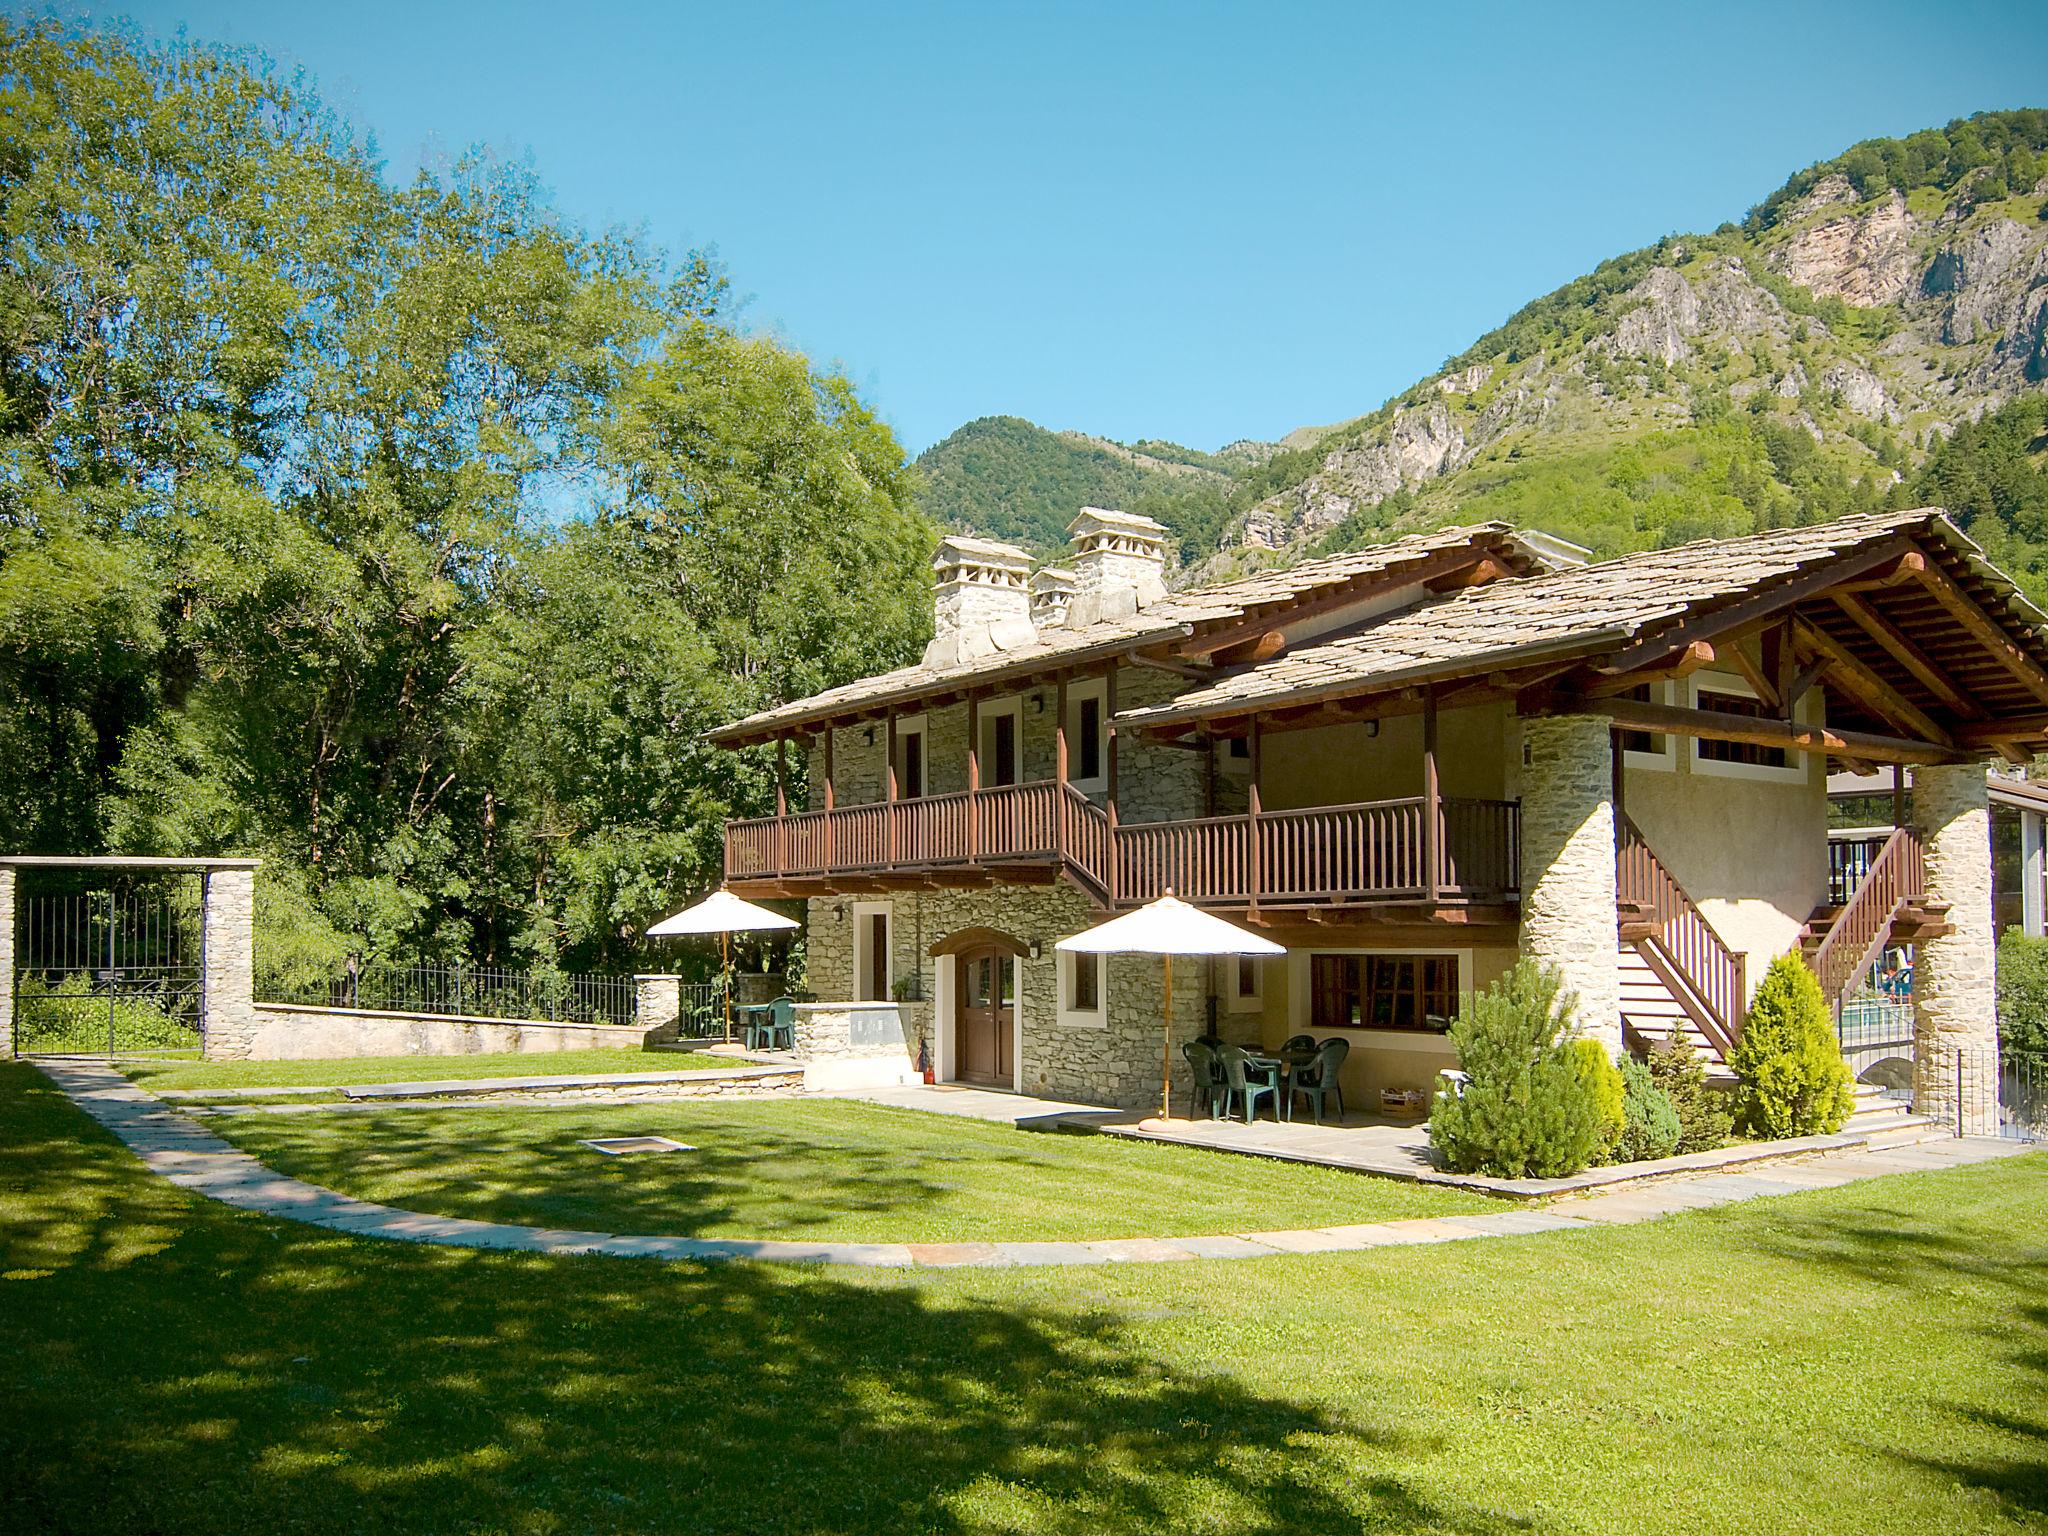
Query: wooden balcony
[[724, 781, 1521, 910]]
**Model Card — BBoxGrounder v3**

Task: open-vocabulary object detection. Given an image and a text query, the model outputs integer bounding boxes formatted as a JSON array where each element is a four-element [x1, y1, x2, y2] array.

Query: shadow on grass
[[0, 1066, 1541, 1535], [1740, 1184, 2048, 1525]]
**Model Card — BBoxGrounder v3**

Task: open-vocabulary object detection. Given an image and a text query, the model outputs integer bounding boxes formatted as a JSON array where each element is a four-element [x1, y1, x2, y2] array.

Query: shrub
[[1570, 1037, 1626, 1161], [1428, 962, 1607, 1179], [13, 974, 196, 1054], [1728, 952, 1856, 1138], [1614, 1055, 1682, 1163], [1647, 1034, 1733, 1153], [1996, 931, 2048, 1060]]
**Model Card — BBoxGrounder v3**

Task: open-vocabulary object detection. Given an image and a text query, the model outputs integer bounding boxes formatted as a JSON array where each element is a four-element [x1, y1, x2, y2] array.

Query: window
[[1616, 681, 1675, 769], [853, 903, 892, 1001], [1070, 952, 1099, 1012], [1228, 954, 1263, 1014], [895, 718, 925, 800], [1687, 672, 1805, 782], [978, 698, 1022, 788], [1694, 686, 1786, 769], [1310, 953, 1457, 1033], [1064, 679, 1108, 791]]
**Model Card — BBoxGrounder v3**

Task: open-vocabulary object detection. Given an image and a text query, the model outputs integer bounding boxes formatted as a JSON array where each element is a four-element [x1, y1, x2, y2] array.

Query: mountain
[[912, 415, 1262, 566], [920, 111, 2048, 592]]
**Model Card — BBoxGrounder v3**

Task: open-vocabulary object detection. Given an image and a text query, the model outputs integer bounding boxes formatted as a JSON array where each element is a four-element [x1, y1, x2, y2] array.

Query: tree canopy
[[0, 20, 933, 974]]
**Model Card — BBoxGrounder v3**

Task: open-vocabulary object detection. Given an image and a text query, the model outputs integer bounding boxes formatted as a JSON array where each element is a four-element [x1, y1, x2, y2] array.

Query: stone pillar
[[1912, 763, 1999, 1136], [635, 974, 682, 1041], [1517, 714, 1623, 1055], [0, 865, 14, 1057], [200, 866, 257, 1061]]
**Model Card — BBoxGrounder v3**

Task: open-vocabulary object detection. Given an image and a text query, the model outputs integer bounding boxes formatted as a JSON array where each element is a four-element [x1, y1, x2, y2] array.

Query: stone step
[[1859, 1117, 1946, 1148]]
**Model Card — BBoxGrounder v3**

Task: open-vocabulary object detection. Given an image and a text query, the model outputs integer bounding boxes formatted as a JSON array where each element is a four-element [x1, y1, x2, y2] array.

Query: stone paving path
[[38, 1060, 2038, 1270]]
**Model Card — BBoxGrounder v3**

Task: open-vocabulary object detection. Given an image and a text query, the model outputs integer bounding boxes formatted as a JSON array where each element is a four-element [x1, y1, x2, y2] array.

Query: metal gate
[[14, 881, 204, 1056]]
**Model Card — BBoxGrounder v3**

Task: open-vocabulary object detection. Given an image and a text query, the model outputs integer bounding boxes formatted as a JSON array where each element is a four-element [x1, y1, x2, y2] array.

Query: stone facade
[[0, 865, 12, 1056], [1516, 713, 1624, 1053], [1912, 762, 2001, 1134], [200, 866, 258, 1061], [805, 882, 1207, 1110]]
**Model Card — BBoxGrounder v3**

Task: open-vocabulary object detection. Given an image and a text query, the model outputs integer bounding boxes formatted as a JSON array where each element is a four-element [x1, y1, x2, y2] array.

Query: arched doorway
[[929, 928, 1026, 1090], [953, 945, 1016, 1088]]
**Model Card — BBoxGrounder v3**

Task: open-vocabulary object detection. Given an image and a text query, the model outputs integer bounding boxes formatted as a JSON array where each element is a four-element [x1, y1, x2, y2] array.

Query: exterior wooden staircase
[[1802, 825, 1945, 1016], [1615, 813, 1746, 1066]]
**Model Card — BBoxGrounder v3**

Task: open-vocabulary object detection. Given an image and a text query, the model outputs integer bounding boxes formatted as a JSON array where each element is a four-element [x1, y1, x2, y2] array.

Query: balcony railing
[[725, 782, 1521, 908]]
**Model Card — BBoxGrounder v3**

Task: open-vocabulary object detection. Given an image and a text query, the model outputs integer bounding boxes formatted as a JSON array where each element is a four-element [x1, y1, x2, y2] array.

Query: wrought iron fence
[[262, 962, 639, 1027], [14, 887, 203, 1055], [2003, 1051, 2047, 1143]]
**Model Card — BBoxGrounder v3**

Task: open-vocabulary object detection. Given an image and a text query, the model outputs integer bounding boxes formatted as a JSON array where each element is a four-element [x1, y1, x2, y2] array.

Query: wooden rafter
[[1830, 591, 1984, 720], [1174, 545, 1508, 660], [1909, 560, 2048, 708], [1721, 644, 1781, 711], [1790, 617, 1956, 749]]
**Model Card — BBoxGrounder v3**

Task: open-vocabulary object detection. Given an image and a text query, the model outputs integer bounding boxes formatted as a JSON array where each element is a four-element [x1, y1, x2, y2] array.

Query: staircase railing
[[1616, 813, 1746, 1056], [1810, 825, 1925, 1013]]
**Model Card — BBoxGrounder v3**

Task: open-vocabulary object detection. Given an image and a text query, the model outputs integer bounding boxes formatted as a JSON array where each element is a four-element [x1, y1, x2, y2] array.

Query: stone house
[[708, 507, 2048, 1134]]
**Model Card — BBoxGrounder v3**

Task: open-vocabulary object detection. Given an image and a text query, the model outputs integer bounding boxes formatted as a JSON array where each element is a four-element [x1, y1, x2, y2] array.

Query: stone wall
[[200, 867, 257, 1060], [634, 974, 682, 1042], [1516, 713, 1623, 1053], [790, 1001, 918, 1091], [805, 882, 1206, 1110], [1912, 762, 2000, 1134], [244, 1004, 660, 1060], [372, 1067, 803, 1102]]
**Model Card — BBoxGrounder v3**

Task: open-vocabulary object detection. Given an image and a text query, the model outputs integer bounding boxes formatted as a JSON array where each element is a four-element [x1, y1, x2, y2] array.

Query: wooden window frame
[[1057, 949, 1105, 1029], [852, 901, 893, 1002], [1295, 949, 1465, 1037], [1687, 672, 1809, 784]]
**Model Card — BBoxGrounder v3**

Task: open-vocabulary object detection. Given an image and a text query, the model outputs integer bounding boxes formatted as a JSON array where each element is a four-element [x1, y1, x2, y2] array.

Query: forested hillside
[[0, 22, 934, 975], [912, 415, 1254, 565], [922, 112, 2048, 598]]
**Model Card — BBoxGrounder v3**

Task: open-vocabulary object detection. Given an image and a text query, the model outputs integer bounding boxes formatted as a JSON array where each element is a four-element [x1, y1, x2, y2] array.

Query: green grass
[[116, 1046, 738, 1092], [3, 1062, 2045, 1534], [206, 1097, 1497, 1242]]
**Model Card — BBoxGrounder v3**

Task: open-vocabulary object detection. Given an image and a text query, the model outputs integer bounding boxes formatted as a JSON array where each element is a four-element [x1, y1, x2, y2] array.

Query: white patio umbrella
[[647, 889, 799, 1042], [1057, 891, 1284, 1121]]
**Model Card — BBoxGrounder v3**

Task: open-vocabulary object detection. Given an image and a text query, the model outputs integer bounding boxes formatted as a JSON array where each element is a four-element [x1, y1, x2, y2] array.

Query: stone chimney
[[1065, 507, 1167, 626], [923, 534, 1037, 668], [1029, 565, 1075, 628]]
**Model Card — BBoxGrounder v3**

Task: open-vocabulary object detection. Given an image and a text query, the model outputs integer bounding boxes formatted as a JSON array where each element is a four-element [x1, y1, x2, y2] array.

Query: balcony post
[[823, 727, 837, 872], [775, 736, 789, 875], [967, 694, 981, 864], [1892, 763, 1906, 829], [1105, 666, 1119, 810], [1422, 687, 1440, 902], [1248, 718, 1262, 914], [885, 715, 899, 869], [1055, 675, 1069, 862]]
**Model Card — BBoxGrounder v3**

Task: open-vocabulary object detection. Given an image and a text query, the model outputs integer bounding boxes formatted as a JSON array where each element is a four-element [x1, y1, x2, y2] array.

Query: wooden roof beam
[[1790, 617, 1956, 749], [1174, 546, 1506, 660], [1908, 559, 2048, 709], [1543, 694, 1970, 766], [1831, 590, 1985, 720]]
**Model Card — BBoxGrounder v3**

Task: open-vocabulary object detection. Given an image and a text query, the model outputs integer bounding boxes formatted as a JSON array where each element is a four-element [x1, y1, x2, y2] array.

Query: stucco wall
[[1259, 702, 1510, 811], [245, 1004, 659, 1060]]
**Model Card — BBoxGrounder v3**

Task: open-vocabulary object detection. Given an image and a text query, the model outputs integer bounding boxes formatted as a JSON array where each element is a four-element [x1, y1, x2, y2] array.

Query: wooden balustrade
[[1616, 813, 1745, 1055], [1812, 825, 1926, 1008], [726, 784, 1522, 910]]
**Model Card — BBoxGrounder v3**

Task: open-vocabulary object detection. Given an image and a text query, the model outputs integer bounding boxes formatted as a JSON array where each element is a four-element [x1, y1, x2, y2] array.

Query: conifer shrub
[[1428, 962, 1606, 1179], [1570, 1037, 1626, 1162], [1647, 1034, 1733, 1153], [1728, 952, 1856, 1138], [1614, 1055, 1682, 1163]]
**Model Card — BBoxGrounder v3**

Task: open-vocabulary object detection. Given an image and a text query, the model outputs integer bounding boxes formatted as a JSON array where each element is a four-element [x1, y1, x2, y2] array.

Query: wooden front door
[[954, 946, 1015, 1087]]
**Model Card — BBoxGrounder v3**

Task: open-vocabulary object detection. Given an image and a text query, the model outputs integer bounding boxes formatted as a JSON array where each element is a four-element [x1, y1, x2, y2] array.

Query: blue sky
[[96, 1, 2048, 453]]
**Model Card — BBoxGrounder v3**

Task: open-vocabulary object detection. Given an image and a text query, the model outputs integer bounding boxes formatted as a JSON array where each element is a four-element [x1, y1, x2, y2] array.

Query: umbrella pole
[[1162, 954, 1173, 1121], [722, 929, 732, 1044]]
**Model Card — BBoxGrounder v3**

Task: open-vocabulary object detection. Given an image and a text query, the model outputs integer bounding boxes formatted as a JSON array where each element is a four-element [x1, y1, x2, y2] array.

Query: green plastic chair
[[1288, 1037, 1350, 1125], [1217, 1044, 1283, 1124], [1182, 1040, 1226, 1119], [764, 996, 796, 1052]]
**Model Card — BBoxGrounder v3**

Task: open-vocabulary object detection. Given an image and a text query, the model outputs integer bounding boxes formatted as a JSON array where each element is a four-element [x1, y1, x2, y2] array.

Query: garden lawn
[[4, 1063, 2045, 1536], [118, 1046, 736, 1091], [206, 1096, 1498, 1242]]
